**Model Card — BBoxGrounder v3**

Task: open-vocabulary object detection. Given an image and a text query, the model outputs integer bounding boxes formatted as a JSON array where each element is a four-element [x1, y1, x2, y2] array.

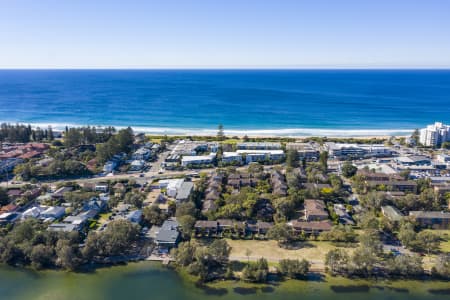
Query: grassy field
[[423, 229, 450, 253], [225, 239, 354, 270]]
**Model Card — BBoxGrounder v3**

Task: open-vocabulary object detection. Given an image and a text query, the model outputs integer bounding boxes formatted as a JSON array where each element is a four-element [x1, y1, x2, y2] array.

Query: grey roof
[[47, 223, 78, 232], [410, 211, 450, 219], [156, 218, 180, 245], [176, 182, 194, 201], [381, 206, 404, 222]]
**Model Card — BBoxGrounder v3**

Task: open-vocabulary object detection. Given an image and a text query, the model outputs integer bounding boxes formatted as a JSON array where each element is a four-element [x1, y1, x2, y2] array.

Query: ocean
[[0, 69, 449, 137]]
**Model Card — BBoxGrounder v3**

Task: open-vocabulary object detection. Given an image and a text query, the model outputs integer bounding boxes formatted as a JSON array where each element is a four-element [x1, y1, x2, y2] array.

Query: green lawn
[[423, 229, 450, 253]]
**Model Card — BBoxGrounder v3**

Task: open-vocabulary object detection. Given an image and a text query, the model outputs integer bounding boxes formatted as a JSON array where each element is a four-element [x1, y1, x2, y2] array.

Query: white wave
[[5, 121, 414, 137]]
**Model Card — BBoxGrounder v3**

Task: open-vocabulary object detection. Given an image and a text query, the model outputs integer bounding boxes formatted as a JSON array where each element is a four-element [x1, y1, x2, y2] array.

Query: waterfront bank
[[0, 262, 449, 300]]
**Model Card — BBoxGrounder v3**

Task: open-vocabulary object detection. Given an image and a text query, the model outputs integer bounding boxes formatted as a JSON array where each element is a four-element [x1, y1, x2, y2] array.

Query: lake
[[0, 262, 449, 300]]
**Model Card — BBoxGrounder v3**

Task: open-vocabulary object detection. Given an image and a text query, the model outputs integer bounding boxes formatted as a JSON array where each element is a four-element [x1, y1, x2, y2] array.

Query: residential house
[[103, 160, 117, 173], [113, 182, 127, 197], [271, 171, 287, 196], [226, 173, 259, 189], [127, 210, 143, 223], [409, 211, 450, 229], [175, 181, 194, 203], [83, 197, 108, 212], [246, 221, 273, 235], [289, 220, 333, 235], [202, 200, 217, 214], [366, 180, 417, 193], [51, 186, 73, 199], [7, 189, 24, 200], [47, 223, 78, 232], [0, 212, 21, 225], [357, 170, 403, 182], [132, 148, 151, 161], [194, 220, 219, 235], [381, 205, 404, 222], [333, 204, 354, 225], [304, 199, 329, 221], [22, 206, 44, 219], [155, 218, 180, 248], [40, 206, 66, 220]]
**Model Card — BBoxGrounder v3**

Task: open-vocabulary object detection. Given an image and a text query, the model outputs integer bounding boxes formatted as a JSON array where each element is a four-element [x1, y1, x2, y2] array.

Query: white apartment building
[[420, 122, 450, 147]]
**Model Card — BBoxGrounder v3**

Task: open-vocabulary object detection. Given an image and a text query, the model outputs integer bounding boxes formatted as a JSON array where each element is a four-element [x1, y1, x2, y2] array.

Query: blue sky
[[0, 0, 449, 68]]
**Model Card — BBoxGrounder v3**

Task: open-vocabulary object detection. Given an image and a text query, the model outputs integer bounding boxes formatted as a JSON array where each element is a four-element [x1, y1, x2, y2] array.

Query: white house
[[40, 206, 66, 220], [159, 179, 185, 197], [22, 206, 43, 219]]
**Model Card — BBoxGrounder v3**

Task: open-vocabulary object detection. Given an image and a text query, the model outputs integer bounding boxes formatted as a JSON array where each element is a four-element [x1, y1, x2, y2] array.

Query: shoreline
[[3, 121, 414, 139]]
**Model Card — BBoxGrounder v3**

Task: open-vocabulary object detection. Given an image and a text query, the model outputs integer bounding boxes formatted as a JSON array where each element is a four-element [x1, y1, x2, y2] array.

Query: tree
[[178, 215, 196, 238], [267, 223, 295, 246], [48, 125, 54, 141], [360, 191, 385, 211], [273, 197, 296, 221], [320, 225, 357, 243], [415, 231, 440, 255], [142, 205, 167, 226], [432, 254, 450, 278], [208, 239, 231, 265], [411, 128, 420, 145], [175, 202, 197, 218], [358, 212, 380, 230], [278, 259, 310, 278], [242, 258, 269, 283], [217, 124, 225, 141], [0, 188, 10, 206], [442, 141, 450, 150], [286, 149, 299, 168], [319, 151, 328, 171], [325, 249, 349, 275], [245, 248, 252, 264], [385, 254, 423, 277], [349, 245, 380, 276], [124, 191, 144, 208], [341, 162, 357, 178], [83, 220, 140, 258], [398, 222, 417, 248], [30, 244, 54, 270], [55, 239, 82, 271], [172, 241, 197, 267]]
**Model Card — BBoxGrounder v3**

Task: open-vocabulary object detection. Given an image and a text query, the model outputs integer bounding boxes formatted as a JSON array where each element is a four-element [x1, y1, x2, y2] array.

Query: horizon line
[[1, 66, 450, 71]]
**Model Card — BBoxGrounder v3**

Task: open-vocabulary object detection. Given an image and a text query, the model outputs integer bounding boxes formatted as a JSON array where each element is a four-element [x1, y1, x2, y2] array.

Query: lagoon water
[[0, 262, 449, 300], [0, 70, 450, 136]]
